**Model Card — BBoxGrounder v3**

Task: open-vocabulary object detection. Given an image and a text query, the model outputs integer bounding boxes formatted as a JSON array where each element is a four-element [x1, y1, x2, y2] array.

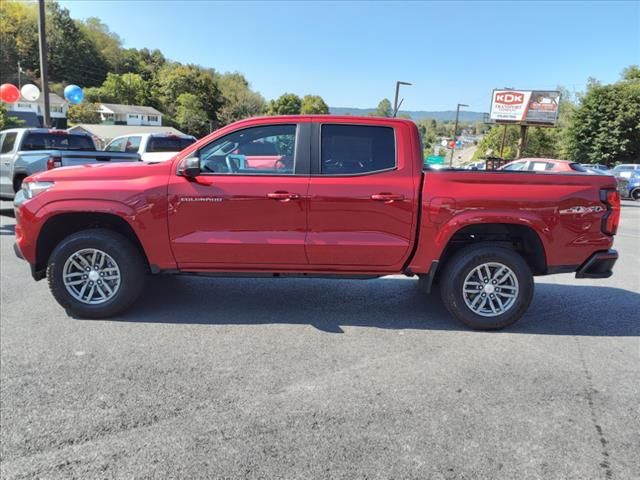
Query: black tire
[[47, 229, 146, 318], [439, 243, 534, 330], [632, 188, 640, 201], [13, 175, 27, 193]]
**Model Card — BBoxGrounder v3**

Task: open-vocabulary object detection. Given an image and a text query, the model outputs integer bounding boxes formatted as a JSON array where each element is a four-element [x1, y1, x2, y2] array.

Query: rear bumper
[[575, 249, 618, 279]]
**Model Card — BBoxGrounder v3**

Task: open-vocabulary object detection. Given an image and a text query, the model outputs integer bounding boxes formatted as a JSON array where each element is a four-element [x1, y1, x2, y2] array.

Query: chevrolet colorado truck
[[0, 128, 140, 200], [13, 116, 620, 329]]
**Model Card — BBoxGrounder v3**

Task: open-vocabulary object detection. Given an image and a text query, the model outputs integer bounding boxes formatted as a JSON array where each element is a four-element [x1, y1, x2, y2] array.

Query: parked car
[[0, 128, 140, 200], [465, 160, 486, 170], [611, 163, 640, 179], [499, 158, 588, 173], [580, 163, 610, 172], [13, 115, 619, 330], [104, 132, 197, 163], [616, 171, 640, 200]]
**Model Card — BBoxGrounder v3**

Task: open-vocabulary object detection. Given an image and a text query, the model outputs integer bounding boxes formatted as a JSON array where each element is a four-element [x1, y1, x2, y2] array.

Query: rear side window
[[503, 161, 526, 171], [320, 125, 395, 175], [1, 132, 17, 153], [147, 137, 196, 153], [21, 133, 95, 151], [569, 163, 588, 172]]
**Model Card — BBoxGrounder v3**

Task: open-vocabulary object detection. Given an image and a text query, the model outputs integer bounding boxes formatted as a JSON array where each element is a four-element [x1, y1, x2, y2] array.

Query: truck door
[[167, 122, 311, 268], [306, 122, 418, 270], [0, 131, 18, 197]]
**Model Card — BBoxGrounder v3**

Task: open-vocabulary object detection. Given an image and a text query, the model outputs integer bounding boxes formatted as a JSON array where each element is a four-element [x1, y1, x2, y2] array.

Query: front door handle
[[267, 191, 300, 201], [371, 193, 404, 203]]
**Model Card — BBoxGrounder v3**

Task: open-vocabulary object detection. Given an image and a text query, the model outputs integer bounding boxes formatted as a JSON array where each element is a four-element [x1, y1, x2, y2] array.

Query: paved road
[[1, 199, 638, 479]]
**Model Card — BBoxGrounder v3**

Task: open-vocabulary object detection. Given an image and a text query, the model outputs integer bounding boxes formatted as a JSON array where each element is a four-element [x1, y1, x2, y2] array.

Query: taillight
[[600, 189, 620, 235], [46, 156, 62, 170]]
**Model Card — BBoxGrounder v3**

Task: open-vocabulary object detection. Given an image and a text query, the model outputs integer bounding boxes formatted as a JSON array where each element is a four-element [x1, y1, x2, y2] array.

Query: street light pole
[[449, 103, 468, 166], [37, 0, 50, 128], [393, 81, 412, 117]]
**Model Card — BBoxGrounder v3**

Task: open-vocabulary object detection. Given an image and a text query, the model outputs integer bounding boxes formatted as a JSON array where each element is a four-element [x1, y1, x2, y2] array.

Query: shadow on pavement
[[0, 223, 16, 235], [104, 276, 639, 337], [0, 207, 15, 218]]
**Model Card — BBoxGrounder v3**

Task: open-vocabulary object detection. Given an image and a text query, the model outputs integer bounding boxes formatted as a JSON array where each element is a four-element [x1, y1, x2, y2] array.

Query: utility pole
[[449, 103, 468, 166], [17, 62, 22, 88], [37, 0, 50, 128], [516, 125, 528, 159], [393, 81, 412, 117]]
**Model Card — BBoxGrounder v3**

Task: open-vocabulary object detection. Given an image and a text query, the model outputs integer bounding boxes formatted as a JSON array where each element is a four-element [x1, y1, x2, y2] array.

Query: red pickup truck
[[13, 115, 620, 330]]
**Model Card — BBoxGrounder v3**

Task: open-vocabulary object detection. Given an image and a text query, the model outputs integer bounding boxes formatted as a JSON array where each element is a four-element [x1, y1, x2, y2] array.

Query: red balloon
[[0, 83, 20, 103], [449, 141, 456, 148]]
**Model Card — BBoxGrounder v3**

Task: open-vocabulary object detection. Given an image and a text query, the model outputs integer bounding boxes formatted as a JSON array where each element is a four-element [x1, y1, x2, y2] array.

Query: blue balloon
[[64, 84, 84, 104]]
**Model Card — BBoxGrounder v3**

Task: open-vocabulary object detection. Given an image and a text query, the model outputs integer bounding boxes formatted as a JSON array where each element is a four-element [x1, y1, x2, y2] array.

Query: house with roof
[[97, 103, 163, 126], [5, 93, 68, 129]]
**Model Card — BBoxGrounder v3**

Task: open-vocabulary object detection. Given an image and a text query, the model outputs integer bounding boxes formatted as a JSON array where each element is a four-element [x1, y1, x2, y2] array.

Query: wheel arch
[[435, 223, 547, 281], [36, 212, 150, 275]]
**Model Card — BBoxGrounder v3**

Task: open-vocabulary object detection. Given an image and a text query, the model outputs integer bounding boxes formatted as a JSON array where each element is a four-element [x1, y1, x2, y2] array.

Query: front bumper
[[576, 249, 618, 279]]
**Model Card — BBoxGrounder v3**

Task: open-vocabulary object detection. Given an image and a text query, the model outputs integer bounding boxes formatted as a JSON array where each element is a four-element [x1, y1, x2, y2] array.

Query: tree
[[300, 94, 329, 114], [0, 103, 24, 129], [566, 71, 640, 165], [264, 93, 302, 115], [45, 2, 109, 86], [77, 17, 122, 72], [0, 1, 39, 85], [622, 65, 640, 82], [157, 63, 222, 125], [369, 98, 392, 117], [217, 72, 265, 125], [94, 72, 148, 105], [67, 102, 101, 124], [174, 93, 209, 137]]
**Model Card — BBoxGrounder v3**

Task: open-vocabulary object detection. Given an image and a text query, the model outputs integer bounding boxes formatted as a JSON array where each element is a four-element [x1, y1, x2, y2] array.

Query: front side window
[[125, 136, 142, 153], [105, 138, 126, 152], [320, 124, 395, 175], [199, 124, 297, 175], [1, 133, 17, 153]]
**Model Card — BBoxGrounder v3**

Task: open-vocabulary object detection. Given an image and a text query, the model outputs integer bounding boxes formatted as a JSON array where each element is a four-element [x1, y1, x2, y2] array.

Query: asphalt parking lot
[[1, 199, 638, 479]]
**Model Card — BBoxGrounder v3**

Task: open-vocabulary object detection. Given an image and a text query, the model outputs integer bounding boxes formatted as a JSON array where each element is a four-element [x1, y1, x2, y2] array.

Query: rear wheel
[[632, 188, 640, 201], [440, 244, 534, 330], [47, 229, 146, 318]]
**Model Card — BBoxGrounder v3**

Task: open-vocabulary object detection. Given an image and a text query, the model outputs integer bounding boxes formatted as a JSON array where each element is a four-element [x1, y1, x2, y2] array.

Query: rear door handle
[[371, 193, 404, 202], [267, 192, 300, 201]]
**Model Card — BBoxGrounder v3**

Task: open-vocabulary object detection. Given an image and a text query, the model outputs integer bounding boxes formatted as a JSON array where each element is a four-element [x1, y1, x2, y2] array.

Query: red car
[[500, 158, 588, 173], [13, 116, 620, 330]]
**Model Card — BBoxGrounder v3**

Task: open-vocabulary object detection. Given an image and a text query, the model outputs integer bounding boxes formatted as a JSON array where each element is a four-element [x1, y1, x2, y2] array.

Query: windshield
[[147, 137, 195, 153], [21, 133, 95, 151]]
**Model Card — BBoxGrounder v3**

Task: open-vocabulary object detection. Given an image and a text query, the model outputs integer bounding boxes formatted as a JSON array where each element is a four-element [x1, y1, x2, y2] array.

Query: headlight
[[22, 181, 55, 199]]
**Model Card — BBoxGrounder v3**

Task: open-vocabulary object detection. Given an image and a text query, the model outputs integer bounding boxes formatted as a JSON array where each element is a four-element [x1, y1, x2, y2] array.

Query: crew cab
[[13, 116, 620, 329], [0, 128, 140, 200], [104, 132, 196, 163]]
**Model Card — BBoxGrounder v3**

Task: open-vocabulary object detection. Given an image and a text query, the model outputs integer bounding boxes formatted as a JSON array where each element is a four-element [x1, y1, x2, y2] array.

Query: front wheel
[[47, 229, 146, 318], [439, 244, 534, 330], [631, 188, 640, 201]]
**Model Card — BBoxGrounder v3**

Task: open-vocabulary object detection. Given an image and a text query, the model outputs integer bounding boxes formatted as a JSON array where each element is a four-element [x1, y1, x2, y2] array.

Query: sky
[[59, 0, 640, 112]]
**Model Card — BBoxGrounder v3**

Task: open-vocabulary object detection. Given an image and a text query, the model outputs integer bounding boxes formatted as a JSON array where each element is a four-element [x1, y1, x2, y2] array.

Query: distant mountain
[[329, 107, 486, 122]]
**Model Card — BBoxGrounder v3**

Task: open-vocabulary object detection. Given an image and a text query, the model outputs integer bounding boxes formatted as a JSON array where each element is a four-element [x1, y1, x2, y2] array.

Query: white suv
[[104, 132, 196, 162]]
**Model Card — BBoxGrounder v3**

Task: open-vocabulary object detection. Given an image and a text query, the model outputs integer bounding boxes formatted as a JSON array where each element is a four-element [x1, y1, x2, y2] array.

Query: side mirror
[[180, 156, 201, 178]]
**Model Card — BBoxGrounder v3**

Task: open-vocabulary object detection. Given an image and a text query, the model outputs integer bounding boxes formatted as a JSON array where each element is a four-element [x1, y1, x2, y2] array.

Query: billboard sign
[[489, 90, 560, 126]]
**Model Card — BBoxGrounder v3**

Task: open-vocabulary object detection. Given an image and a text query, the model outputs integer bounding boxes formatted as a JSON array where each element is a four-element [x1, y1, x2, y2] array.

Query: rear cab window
[[320, 124, 396, 175], [21, 132, 95, 151], [147, 137, 196, 153]]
